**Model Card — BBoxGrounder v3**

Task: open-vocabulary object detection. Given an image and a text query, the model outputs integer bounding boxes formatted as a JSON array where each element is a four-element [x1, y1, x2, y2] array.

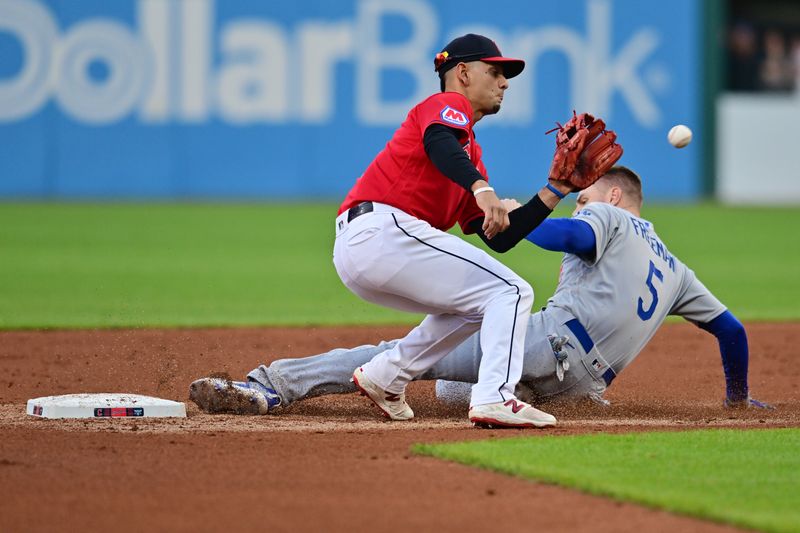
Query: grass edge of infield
[[411, 428, 800, 533]]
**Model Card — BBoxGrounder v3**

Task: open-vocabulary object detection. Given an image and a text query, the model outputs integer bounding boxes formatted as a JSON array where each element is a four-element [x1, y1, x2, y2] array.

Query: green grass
[[641, 205, 800, 321], [0, 202, 798, 328], [414, 428, 800, 533]]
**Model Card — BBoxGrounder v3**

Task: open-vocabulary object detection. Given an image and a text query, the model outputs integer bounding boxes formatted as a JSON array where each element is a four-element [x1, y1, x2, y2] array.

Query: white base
[[27, 393, 187, 419]]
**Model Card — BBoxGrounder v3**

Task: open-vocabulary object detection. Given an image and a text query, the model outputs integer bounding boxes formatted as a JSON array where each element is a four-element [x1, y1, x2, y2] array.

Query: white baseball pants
[[333, 203, 533, 407]]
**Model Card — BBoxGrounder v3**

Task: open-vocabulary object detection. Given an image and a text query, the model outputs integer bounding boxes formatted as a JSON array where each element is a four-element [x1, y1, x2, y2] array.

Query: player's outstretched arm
[[525, 218, 596, 255], [424, 123, 563, 251], [467, 189, 562, 253], [697, 310, 774, 410]]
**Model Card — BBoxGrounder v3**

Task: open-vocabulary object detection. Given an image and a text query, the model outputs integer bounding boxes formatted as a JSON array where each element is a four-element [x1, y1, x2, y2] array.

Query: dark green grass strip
[[414, 428, 800, 533], [1, 203, 799, 328]]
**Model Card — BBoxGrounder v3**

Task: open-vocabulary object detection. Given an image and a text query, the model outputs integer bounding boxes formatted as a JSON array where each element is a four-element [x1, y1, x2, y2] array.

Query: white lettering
[[297, 21, 354, 123], [0, 0, 668, 128], [585, 0, 660, 125], [179, 0, 212, 121], [0, 0, 57, 121], [138, 0, 171, 121], [217, 21, 289, 123], [356, 0, 437, 125], [54, 20, 151, 124]]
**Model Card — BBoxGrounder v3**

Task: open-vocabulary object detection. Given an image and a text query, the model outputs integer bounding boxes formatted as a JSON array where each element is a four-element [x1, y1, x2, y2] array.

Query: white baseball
[[668, 124, 692, 148]]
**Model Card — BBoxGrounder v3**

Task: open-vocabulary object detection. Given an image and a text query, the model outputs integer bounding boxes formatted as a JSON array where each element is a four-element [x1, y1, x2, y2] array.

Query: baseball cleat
[[189, 377, 281, 415], [468, 399, 556, 429], [351, 367, 414, 421]]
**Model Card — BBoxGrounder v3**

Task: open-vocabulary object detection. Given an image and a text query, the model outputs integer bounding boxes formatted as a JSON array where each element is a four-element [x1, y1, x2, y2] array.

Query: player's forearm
[[697, 310, 749, 401], [526, 218, 596, 254], [423, 124, 483, 191], [469, 195, 553, 253], [424, 124, 559, 252]]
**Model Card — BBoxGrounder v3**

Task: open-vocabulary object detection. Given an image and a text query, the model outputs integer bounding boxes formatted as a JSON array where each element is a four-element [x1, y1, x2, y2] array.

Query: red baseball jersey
[[339, 92, 486, 233]]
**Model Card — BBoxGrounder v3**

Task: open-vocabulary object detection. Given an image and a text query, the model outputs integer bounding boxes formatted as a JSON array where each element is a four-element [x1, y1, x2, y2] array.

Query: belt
[[564, 318, 616, 386], [336, 201, 392, 237], [347, 201, 373, 222]]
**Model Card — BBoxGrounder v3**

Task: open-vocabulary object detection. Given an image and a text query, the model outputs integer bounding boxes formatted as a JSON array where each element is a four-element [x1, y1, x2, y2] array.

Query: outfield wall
[[0, 0, 702, 200], [717, 94, 800, 204]]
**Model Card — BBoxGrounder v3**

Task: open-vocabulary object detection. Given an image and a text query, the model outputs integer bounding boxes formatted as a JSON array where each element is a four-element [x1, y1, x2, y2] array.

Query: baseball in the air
[[667, 124, 692, 148]]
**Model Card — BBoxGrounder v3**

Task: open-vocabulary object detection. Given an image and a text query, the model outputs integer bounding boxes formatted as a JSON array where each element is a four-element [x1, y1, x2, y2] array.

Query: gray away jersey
[[546, 202, 726, 373]]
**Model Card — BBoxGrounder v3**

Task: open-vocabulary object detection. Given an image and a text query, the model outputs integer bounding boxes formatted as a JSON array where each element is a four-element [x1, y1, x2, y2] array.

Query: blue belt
[[564, 318, 616, 386]]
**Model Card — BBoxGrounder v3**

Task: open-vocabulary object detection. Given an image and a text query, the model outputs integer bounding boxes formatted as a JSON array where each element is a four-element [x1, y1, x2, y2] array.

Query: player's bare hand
[[501, 198, 522, 211], [723, 397, 775, 410], [475, 191, 510, 239]]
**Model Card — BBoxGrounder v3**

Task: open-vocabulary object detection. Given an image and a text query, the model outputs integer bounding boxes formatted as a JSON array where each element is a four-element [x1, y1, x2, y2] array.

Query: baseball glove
[[547, 112, 623, 190]]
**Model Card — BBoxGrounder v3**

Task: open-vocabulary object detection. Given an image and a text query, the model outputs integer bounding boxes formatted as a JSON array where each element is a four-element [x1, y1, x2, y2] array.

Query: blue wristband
[[546, 183, 566, 199]]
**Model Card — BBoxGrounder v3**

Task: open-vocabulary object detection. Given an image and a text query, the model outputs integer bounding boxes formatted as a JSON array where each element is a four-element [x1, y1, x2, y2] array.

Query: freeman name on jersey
[[628, 216, 676, 272]]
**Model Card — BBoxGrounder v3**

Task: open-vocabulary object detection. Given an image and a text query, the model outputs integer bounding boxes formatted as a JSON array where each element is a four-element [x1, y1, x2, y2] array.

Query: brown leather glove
[[547, 112, 624, 190]]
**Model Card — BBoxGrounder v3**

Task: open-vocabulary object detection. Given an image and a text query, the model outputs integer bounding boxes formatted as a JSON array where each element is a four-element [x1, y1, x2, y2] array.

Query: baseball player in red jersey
[[335, 34, 572, 428]]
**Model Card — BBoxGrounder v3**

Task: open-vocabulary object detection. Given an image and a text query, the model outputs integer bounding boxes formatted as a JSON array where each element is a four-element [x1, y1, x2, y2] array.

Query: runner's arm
[[697, 310, 749, 402], [526, 218, 596, 255]]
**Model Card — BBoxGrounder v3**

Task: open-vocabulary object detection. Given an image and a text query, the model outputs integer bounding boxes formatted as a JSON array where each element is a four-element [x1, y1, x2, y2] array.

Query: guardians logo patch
[[440, 106, 469, 126]]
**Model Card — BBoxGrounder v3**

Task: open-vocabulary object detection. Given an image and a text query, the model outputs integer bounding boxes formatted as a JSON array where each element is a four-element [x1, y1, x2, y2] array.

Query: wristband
[[546, 183, 566, 199], [473, 186, 495, 196]]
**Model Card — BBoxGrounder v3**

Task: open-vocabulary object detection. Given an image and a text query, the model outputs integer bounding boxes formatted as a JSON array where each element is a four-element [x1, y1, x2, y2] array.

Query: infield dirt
[[1, 322, 798, 532]]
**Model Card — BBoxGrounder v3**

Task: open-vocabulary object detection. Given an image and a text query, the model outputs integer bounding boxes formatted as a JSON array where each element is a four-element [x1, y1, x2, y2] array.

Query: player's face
[[467, 62, 508, 116], [573, 182, 613, 216]]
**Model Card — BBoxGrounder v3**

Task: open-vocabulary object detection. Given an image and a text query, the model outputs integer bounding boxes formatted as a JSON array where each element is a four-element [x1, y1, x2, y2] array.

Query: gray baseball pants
[[247, 307, 609, 407]]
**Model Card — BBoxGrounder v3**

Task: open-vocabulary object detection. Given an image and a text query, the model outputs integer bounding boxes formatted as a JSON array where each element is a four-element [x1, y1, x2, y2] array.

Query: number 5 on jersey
[[637, 260, 663, 321]]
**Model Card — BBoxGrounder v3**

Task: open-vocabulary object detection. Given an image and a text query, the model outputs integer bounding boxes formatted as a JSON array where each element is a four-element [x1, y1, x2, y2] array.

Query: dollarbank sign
[[0, 0, 701, 198]]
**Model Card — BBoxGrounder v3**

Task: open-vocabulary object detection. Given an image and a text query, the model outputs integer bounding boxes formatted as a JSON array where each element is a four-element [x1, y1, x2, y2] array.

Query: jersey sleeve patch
[[440, 106, 470, 126]]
